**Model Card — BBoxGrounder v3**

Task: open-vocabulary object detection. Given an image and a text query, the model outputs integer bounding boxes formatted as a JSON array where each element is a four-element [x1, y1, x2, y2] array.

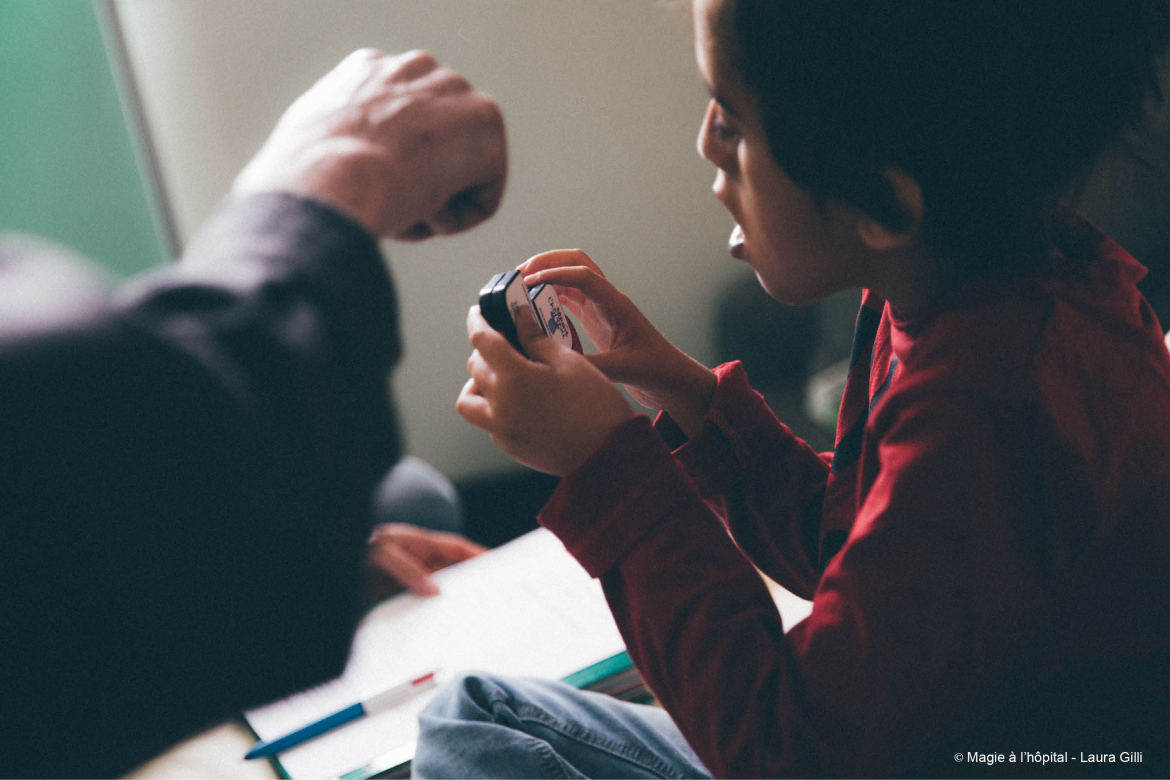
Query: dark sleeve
[[0, 193, 402, 778]]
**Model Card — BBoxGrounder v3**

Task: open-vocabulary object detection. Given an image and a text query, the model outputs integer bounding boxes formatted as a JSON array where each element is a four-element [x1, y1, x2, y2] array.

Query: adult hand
[[365, 523, 486, 600], [234, 48, 506, 241], [457, 302, 635, 476], [520, 249, 716, 438]]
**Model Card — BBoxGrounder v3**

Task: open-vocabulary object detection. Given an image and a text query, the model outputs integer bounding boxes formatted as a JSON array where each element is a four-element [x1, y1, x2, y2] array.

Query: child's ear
[[857, 168, 923, 251]]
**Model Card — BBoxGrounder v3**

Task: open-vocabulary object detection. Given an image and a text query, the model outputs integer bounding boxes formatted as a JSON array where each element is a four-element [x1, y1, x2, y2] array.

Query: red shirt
[[539, 213, 1170, 777]]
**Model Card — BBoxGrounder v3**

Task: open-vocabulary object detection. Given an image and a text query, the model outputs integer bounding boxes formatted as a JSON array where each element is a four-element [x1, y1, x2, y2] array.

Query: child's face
[[693, 0, 869, 306]]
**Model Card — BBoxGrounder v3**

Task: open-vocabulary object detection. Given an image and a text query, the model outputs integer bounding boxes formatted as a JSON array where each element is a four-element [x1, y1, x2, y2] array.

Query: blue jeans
[[412, 672, 711, 779]]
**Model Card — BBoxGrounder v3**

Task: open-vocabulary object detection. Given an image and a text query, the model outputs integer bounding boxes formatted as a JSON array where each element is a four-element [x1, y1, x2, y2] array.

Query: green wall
[[0, 0, 166, 276]]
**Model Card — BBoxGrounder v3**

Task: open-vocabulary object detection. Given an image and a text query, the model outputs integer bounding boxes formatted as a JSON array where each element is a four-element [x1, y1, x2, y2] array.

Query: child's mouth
[[729, 224, 745, 259]]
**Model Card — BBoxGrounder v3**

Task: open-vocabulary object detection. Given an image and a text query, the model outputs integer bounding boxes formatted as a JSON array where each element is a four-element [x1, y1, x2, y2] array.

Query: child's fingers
[[519, 248, 605, 278], [552, 284, 587, 311], [513, 299, 561, 363], [523, 265, 627, 314], [467, 299, 560, 367], [531, 283, 587, 321], [456, 377, 493, 429], [466, 305, 529, 369], [465, 349, 495, 395]]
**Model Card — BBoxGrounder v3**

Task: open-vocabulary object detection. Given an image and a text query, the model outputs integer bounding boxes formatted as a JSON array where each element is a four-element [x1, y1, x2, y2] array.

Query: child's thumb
[[514, 302, 555, 361]]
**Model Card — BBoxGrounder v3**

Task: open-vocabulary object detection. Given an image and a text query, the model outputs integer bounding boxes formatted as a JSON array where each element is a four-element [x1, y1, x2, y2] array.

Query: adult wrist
[[232, 140, 395, 240]]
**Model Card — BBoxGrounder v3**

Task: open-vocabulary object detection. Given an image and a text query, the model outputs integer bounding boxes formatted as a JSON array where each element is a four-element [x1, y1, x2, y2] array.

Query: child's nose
[[696, 101, 719, 162]]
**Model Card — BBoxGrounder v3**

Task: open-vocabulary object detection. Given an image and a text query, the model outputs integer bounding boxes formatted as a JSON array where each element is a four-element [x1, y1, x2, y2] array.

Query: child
[[417, 0, 1170, 776]]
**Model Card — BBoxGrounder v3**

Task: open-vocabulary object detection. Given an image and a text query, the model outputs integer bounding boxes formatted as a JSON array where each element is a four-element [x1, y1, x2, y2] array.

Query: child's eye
[[712, 113, 741, 143]]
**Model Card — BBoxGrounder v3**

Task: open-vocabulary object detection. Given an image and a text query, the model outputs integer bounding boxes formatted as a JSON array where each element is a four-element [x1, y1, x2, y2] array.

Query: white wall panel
[[116, 0, 742, 478]]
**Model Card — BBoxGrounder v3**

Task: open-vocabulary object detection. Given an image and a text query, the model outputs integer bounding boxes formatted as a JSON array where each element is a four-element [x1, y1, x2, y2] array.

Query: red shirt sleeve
[[541, 384, 1055, 777], [665, 362, 830, 597]]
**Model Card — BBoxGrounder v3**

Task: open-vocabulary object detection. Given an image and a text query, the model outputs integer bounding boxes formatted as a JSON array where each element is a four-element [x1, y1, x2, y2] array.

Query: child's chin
[[758, 275, 831, 307]]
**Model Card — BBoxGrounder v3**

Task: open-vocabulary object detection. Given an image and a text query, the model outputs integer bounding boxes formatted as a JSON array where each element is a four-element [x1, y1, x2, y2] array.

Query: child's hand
[[457, 302, 635, 476], [364, 523, 486, 600], [520, 249, 716, 438]]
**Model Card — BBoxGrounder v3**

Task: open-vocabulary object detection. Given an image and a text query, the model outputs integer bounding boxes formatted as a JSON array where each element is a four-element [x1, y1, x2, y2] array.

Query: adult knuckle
[[350, 47, 383, 62], [403, 49, 438, 69], [472, 97, 504, 128], [435, 68, 472, 92]]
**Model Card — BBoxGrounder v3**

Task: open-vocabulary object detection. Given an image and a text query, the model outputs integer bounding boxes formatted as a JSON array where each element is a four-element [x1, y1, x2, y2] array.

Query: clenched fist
[[234, 48, 507, 241]]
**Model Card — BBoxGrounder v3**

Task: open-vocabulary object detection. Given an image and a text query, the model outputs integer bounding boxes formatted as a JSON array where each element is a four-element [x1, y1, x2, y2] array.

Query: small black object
[[478, 269, 536, 356], [479, 270, 579, 357]]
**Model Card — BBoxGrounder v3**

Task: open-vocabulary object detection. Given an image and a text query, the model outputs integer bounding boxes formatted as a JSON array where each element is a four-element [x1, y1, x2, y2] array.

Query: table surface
[[124, 720, 277, 780]]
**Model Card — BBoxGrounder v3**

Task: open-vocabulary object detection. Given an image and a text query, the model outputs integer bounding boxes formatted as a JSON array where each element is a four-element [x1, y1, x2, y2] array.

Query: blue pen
[[245, 670, 442, 760]]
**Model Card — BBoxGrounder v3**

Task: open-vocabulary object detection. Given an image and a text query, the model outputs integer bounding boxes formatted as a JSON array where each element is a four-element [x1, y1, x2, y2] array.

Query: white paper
[[243, 528, 627, 780]]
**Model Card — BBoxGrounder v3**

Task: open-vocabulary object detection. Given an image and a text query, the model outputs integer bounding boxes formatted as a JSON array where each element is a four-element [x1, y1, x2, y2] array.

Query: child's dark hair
[[726, 0, 1170, 267]]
